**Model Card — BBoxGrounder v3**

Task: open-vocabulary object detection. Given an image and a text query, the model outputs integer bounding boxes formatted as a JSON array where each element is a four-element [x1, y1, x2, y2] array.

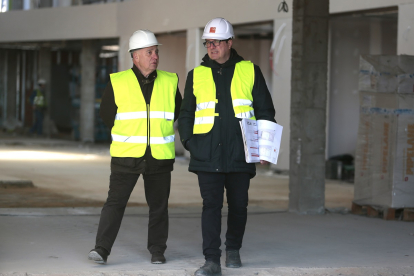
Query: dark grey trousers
[[95, 171, 171, 254], [197, 172, 250, 264]]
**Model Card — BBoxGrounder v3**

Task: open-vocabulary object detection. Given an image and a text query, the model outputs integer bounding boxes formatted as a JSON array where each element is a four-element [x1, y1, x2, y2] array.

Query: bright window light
[[102, 45, 120, 51], [0, 151, 97, 161], [0, 0, 8, 12]]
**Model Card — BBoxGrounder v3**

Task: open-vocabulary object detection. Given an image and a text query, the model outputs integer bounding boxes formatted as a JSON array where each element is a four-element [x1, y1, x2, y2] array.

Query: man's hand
[[260, 160, 269, 165]]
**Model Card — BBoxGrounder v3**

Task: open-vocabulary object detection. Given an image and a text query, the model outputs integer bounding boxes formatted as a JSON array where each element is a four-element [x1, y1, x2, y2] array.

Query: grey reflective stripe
[[150, 135, 175, 144], [112, 134, 174, 144], [194, 116, 215, 125], [196, 101, 216, 112], [111, 134, 147, 143], [115, 111, 147, 120], [235, 110, 255, 119], [233, 99, 253, 108], [115, 111, 174, 120], [150, 111, 175, 120]]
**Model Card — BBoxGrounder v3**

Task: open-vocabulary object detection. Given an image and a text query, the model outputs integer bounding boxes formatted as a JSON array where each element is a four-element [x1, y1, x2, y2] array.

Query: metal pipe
[[21, 51, 26, 124]]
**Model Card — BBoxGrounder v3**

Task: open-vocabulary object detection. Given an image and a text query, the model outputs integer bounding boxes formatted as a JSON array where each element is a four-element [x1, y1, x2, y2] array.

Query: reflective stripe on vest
[[111, 134, 175, 144], [192, 61, 255, 134], [115, 111, 174, 120], [109, 69, 177, 159]]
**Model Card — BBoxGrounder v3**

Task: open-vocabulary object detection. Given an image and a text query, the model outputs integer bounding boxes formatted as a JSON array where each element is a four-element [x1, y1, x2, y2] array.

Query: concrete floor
[[0, 136, 413, 276]]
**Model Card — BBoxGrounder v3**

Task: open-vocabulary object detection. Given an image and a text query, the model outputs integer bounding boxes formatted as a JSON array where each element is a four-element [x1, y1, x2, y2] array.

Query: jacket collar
[[200, 48, 244, 69], [132, 64, 157, 85]]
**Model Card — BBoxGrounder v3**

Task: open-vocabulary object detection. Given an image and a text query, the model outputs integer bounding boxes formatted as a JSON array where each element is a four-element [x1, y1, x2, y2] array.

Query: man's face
[[133, 46, 159, 76], [206, 39, 232, 64]]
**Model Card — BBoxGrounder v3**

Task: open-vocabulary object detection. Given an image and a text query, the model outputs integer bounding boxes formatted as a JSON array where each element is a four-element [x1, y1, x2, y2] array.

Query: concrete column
[[186, 28, 206, 73], [16, 52, 21, 120], [398, 3, 414, 55], [118, 34, 131, 72], [183, 28, 207, 158], [80, 40, 96, 143], [6, 50, 17, 126], [289, 0, 329, 214], [0, 50, 7, 127], [38, 47, 53, 137]]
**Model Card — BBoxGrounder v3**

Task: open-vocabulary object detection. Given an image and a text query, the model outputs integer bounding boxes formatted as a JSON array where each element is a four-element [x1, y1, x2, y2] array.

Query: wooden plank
[[403, 209, 414, 222], [352, 202, 364, 215], [366, 206, 380, 218], [384, 208, 397, 220]]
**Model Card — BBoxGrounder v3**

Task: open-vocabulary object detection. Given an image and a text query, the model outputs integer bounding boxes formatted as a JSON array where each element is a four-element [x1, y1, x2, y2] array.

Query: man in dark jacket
[[88, 30, 182, 265], [178, 18, 276, 276]]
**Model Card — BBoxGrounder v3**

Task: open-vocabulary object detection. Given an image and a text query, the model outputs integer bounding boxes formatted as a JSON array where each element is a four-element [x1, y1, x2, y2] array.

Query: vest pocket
[[189, 133, 212, 162]]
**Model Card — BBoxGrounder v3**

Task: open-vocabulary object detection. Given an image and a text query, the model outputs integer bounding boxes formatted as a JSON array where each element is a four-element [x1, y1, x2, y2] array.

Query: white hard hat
[[38, 79, 46, 85], [128, 30, 162, 52], [201, 17, 234, 40]]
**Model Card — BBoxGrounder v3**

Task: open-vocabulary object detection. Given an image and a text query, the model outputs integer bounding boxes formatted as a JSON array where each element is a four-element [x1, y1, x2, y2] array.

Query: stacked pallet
[[353, 55, 414, 219]]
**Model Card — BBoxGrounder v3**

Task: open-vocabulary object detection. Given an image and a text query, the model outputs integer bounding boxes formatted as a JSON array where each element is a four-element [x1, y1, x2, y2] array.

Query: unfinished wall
[[330, 0, 414, 13], [328, 16, 397, 158], [157, 33, 187, 96], [271, 19, 292, 171], [398, 2, 414, 55], [0, 3, 117, 42]]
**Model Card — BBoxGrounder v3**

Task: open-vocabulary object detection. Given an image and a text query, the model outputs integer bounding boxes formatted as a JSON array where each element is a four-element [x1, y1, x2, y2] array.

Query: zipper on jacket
[[147, 104, 150, 146]]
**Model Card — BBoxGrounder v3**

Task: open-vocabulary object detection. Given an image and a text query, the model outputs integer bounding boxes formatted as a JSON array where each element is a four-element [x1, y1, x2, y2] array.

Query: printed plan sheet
[[239, 119, 283, 164]]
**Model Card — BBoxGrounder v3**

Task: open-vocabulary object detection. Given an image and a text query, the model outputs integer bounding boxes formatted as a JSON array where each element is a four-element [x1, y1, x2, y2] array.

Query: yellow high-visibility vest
[[33, 90, 46, 107], [193, 60, 255, 134], [110, 69, 177, 159]]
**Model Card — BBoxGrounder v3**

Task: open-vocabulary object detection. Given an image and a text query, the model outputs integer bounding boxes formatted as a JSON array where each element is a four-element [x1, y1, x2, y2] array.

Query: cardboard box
[[359, 55, 414, 94], [369, 109, 393, 206], [391, 111, 414, 207], [354, 91, 414, 208], [354, 107, 373, 205], [397, 55, 414, 94], [359, 55, 399, 93]]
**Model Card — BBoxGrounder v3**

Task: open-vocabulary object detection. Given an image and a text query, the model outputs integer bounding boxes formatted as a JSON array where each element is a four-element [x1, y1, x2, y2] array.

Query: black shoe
[[194, 261, 222, 276], [88, 247, 109, 264], [225, 250, 242, 268], [151, 252, 166, 264]]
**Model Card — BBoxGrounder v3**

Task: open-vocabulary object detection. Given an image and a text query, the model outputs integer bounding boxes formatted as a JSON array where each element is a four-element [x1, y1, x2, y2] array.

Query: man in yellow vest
[[29, 79, 47, 135], [178, 18, 276, 276], [88, 30, 182, 265]]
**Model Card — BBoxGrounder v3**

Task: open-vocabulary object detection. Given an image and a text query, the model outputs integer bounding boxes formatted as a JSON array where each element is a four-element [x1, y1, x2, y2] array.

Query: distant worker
[[178, 18, 276, 276], [29, 79, 47, 135], [88, 30, 182, 265]]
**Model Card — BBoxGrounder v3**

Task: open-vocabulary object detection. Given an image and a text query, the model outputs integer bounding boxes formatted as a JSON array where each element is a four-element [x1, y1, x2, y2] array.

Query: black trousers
[[197, 172, 250, 264], [95, 171, 171, 255]]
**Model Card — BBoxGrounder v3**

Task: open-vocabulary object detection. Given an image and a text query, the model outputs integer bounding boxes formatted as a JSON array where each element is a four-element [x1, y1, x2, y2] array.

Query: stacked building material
[[354, 55, 414, 209]]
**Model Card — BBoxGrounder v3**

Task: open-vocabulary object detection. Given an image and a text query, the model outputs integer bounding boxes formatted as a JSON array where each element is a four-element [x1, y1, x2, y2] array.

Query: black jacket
[[178, 49, 275, 178], [100, 65, 182, 174]]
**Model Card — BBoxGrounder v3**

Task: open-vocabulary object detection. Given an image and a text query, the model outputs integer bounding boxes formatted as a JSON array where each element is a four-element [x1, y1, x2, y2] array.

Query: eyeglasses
[[203, 40, 228, 48]]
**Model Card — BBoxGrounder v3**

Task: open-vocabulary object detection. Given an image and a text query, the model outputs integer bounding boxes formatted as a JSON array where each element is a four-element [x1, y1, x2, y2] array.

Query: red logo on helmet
[[209, 27, 216, 33]]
